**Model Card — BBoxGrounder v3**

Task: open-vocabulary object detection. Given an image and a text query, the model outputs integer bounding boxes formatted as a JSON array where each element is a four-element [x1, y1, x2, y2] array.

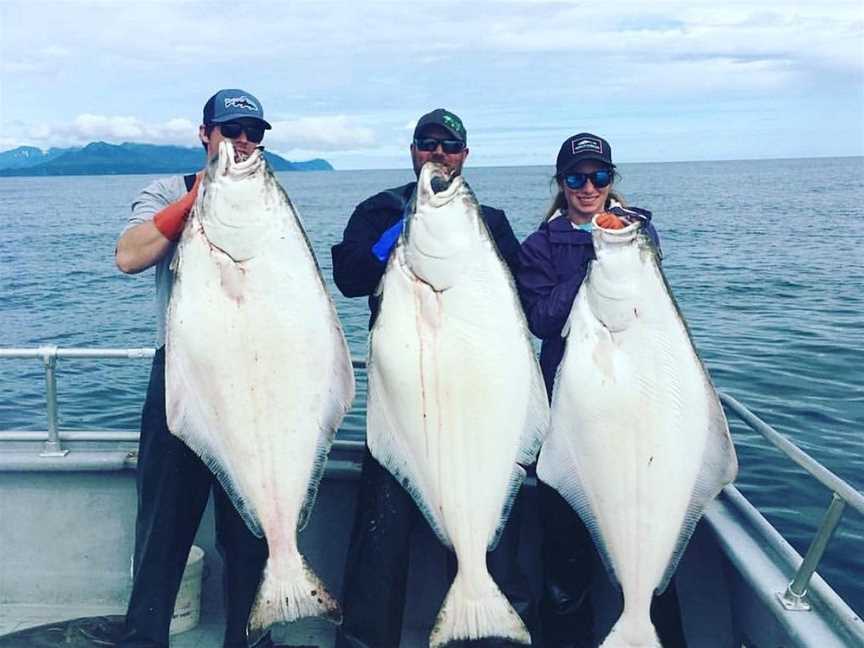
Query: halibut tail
[[429, 570, 530, 648], [247, 555, 341, 637], [599, 611, 662, 648]]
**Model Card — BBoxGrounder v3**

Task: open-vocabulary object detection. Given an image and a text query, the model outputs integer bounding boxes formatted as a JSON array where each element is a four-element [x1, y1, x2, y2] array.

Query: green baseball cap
[[413, 108, 467, 143]]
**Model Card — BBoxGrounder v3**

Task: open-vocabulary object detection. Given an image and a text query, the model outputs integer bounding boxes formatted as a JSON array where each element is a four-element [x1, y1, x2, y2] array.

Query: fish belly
[[166, 170, 353, 631], [368, 245, 546, 644], [538, 238, 736, 645]]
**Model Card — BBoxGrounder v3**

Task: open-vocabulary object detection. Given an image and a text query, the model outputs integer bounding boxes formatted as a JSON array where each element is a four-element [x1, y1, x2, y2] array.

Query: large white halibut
[[367, 162, 549, 647], [165, 141, 354, 634], [536, 218, 737, 647]]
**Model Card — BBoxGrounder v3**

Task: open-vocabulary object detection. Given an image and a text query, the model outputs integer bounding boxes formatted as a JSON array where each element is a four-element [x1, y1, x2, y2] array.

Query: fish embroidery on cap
[[224, 96, 260, 113]]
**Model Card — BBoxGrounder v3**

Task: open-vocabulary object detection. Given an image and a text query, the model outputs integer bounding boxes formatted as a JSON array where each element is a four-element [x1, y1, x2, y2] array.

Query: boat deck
[[0, 461, 516, 647], [2, 350, 863, 647], [4, 465, 864, 648], [0, 604, 352, 646]]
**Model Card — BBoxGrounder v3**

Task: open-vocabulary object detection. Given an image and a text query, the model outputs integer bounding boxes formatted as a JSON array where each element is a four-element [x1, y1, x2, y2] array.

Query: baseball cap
[[413, 108, 467, 143], [203, 89, 272, 129], [556, 133, 613, 175]]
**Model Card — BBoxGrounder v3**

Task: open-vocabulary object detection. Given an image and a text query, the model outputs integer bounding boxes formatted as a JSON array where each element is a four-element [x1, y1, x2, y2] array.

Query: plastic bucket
[[169, 545, 205, 635]]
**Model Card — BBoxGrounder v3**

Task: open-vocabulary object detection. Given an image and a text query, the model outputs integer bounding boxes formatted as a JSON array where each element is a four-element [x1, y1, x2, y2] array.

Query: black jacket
[[331, 182, 521, 328]]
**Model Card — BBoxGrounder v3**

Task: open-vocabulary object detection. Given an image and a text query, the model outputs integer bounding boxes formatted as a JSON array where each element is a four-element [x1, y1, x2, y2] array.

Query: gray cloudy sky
[[1, 0, 862, 169]]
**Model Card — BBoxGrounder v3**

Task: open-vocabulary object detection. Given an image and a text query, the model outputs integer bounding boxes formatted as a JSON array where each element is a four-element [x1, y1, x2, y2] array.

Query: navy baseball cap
[[203, 89, 272, 129], [556, 133, 613, 175], [413, 108, 467, 143]]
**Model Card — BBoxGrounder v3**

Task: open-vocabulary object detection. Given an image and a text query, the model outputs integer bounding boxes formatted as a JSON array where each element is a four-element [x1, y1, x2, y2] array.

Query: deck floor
[[0, 604, 432, 647]]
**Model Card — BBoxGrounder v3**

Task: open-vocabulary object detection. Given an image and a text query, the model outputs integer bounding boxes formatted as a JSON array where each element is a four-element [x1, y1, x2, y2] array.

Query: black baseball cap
[[203, 89, 272, 129], [556, 133, 613, 175], [413, 108, 467, 143]]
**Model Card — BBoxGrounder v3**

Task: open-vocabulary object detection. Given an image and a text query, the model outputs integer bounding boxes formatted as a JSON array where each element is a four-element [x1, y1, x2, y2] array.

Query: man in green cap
[[331, 108, 535, 647]]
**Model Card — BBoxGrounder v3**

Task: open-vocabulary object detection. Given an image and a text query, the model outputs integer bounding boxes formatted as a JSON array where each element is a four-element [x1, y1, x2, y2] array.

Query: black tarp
[[0, 615, 124, 647]]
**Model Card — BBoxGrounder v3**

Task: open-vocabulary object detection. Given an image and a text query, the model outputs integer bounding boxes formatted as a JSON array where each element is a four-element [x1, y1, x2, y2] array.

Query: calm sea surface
[[1, 158, 862, 614]]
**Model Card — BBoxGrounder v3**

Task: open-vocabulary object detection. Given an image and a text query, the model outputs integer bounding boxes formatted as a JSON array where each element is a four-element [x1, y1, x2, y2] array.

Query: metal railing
[[719, 392, 864, 612], [1, 347, 862, 613], [0, 347, 156, 457]]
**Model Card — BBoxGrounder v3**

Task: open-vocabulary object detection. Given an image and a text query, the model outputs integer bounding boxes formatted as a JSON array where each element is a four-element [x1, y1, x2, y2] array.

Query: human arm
[[515, 234, 587, 340], [331, 189, 407, 297], [115, 174, 201, 274], [371, 219, 404, 263]]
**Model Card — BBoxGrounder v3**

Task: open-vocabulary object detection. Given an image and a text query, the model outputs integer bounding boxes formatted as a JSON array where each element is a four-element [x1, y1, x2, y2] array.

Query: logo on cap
[[224, 96, 259, 113], [571, 137, 603, 155], [441, 112, 465, 138]]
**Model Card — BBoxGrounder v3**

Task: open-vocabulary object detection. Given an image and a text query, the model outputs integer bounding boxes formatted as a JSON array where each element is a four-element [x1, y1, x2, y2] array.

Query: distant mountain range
[[0, 142, 333, 176]]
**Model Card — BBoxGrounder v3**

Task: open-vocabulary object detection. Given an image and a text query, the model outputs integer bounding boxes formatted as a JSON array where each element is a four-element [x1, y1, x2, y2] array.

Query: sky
[[1, 0, 862, 170]]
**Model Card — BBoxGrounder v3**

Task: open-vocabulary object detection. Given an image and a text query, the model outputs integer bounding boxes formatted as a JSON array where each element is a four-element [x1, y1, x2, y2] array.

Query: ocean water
[[1, 158, 862, 615]]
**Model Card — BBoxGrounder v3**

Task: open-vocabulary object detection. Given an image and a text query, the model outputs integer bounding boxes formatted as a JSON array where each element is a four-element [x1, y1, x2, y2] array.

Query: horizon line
[[331, 153, 864, 172], [1, 141, 861, 177]]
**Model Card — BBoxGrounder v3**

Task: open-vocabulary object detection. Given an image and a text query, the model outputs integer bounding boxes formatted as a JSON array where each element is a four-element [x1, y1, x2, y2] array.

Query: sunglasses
[[563, 169, 613, 190], [218, 122, 265, 143], [414, 137, 465, 154]]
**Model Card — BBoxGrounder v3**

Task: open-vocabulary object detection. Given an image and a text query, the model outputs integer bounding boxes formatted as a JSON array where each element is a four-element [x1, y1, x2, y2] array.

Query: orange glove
[[153, 173, 203, 241], [596, 211, 626, 230]]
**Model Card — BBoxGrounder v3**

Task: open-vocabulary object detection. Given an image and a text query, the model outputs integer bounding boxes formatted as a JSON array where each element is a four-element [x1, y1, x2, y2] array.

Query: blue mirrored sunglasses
[[564, 169, 613, 190]]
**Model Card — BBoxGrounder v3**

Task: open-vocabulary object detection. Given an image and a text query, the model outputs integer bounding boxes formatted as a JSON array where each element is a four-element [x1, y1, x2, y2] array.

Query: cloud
[[267, 116, 377, 152], [0, 44, 70, 74], [479, 3, 863, 73], [1, 1, 861, 163], [8, 112, 377, 156], [11, 115, 198, 149]]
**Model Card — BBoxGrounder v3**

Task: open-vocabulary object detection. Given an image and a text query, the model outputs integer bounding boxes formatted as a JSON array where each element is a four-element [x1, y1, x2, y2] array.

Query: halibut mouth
[[420, 162, 461, 205], [233, 145, 265, 164], [431, 174, 451, 194]]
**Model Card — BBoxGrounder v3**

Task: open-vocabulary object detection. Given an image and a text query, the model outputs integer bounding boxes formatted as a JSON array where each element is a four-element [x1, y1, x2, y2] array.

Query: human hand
[[371, 218, 404, 262], [189, 171, 204, 195], [595, 211, 626, 230], [153, 171, 204, 241]]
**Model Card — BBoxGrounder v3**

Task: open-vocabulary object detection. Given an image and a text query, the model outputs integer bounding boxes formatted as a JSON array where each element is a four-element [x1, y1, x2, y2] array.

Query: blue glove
[[371, 218, 404, 262]]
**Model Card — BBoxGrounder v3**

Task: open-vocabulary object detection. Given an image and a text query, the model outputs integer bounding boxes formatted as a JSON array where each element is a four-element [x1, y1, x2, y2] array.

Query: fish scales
[[367, 162, 549, 646], [165, 141, 354, 635], [537, 218, 737, 647]]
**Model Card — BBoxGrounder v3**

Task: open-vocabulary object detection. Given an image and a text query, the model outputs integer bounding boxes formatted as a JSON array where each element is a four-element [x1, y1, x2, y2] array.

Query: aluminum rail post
[[778, 493, 847, 611], [39, 346, 68, 457]]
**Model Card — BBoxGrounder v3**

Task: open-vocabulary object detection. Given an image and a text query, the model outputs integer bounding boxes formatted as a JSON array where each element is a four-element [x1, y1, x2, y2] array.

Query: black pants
[[538, 481, 687, 648], [119, 348, 269, 648], [335, 449, 536, 648]]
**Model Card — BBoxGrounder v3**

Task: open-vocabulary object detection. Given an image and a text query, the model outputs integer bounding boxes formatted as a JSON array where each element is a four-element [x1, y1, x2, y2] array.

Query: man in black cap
[[114, 89, 277, 648], [331, 109, 535, 647]]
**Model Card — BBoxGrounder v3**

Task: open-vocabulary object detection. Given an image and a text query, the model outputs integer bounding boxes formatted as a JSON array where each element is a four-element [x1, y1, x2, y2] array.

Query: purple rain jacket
[[516, 206, 660, 399]]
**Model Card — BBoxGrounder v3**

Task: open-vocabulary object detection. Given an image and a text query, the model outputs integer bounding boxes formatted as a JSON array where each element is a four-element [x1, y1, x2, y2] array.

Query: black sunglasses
[[563, 169, 613, 190], [219, 122, 266, 143], [414, 137, 465, 154]]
